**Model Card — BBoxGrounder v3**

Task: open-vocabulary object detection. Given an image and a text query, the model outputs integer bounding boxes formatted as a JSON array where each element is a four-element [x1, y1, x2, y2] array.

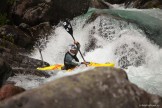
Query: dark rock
[[140, 0, 162, 9], [0, 0, 16, 26], [0, 58, 12, 87], [12, 54, 50, 69], [11, 0, 90, 26], [1, 52, 49, 69], [12, 68, 50, 78], [0, 41, 50, 78], [90, 0, 110, 9], [0, 25, 33, 49], [0, 0, 13, 16], [0, 40, 50, 73], [0, 84, 25, 101], [0, 67, 161, 108], [0, 36, 28, 55], [19, 23, 30, 29], [29, 22, 53, 40], [125, 0, 162, 9], [104, 0, 125, 4], [85, 11, 124, 24], [4, 81, 16, 85], [0, 38, 24, 53], [91, 0, 162, 9], [0, 0, 9, 13]]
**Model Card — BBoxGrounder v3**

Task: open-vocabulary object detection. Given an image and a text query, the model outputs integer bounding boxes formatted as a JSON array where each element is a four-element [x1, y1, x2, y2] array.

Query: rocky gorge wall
[[0, 0, 162, 105], [0, 0, 90, 100]]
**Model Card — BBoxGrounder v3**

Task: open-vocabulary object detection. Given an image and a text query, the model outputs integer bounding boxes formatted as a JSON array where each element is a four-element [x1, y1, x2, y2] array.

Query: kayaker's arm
[[71, 59, 81, 66], [74, 41, 80, 50]]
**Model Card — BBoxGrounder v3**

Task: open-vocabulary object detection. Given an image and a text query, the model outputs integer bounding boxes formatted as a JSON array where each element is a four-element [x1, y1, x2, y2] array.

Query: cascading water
[[9, 8, 162, 96]]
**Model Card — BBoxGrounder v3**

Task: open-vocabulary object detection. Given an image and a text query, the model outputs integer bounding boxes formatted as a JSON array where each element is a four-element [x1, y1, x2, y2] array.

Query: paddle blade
[[63, 20, 73, 36]]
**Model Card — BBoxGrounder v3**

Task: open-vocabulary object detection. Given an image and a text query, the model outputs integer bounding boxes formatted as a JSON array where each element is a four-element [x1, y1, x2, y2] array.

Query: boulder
[[0, 44, 50, 78], [0, 38, 25, 53], [28, 22, 53, 40], [0, 25, 33, 49], [0, 0, 8, 13], [104, 0, 125, 4], [125, 0, 162, 9], [137, 0, 162, 8], [0, 67, 161, 108], [11, 0, 90, 26], [0, 0, 13, 17], [12, 68, 50, 78], [0, 58, 12, 87], [0, 84, 25, 101], [90, 0, 110, 9], [90, 0, 162, 9], [1, 52, 49, 69], [0, 43, 49, 66]]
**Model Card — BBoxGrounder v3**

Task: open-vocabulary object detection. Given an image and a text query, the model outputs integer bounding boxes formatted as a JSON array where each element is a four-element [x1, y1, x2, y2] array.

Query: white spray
[[10, 9, 162, 96]]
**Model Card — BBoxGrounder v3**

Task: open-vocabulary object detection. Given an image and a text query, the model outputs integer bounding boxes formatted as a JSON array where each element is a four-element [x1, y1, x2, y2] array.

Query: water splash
[[8, 75, 45, 90], [11, 9, 162, 96]]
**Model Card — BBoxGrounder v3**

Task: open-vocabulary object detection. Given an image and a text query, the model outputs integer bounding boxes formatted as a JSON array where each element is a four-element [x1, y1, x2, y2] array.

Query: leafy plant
[[7, 0, 15, 5], [0, 13, 9, 26], [2, 34, 14, 43]]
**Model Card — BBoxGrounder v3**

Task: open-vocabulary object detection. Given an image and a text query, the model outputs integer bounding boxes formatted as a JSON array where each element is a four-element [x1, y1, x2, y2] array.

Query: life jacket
[[63, 52, 79, 70]]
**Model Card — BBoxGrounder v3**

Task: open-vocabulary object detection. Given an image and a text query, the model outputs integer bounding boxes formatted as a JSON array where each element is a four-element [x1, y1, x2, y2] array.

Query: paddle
[[62, 20, 87, 66]]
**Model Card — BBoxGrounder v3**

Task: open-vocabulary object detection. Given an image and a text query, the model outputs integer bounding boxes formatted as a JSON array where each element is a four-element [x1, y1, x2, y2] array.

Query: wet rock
[[19, 23, 30, 30], [85, 11, 124, 24], [29, 22, 53, 40], [0, 67, 161, 108], [12, 68, 50, 78], [138, 0, 162, 9], [0, 25, 33, 49], [0, 84, 25, 101], [90, 0, 110, 9], [0, 0, 13, 18], [0, 38, 25, 53], [11, 0, 90, 26], [104, 0, 125, 4], [0, 43, 50, 78], [0, 43, 48, 67], [0, 58, 12, 87], [91, 0, 162, 9], [0, 0, 9, 13], [125, 0, 162, 9], [18, 23, 31, 35], [2, 52, 49, 69]]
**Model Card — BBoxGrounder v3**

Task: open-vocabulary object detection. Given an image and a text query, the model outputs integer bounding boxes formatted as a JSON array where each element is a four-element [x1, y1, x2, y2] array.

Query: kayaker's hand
[[74, 41, 79, 45], [81, 62, 90, 65]]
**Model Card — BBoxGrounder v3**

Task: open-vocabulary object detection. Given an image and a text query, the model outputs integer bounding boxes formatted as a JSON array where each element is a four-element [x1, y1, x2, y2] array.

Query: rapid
[[8, 8, 162, 96]]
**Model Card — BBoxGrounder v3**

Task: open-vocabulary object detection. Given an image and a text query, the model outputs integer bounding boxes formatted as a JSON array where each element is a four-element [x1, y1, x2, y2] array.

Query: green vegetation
[[0, 13, 9, 26], [7, 0, 15, 5], [2, 34, 14, 43]]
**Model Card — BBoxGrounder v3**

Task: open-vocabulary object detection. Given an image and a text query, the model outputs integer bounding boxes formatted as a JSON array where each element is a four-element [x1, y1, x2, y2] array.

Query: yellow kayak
[[37, 62, 115, 71]]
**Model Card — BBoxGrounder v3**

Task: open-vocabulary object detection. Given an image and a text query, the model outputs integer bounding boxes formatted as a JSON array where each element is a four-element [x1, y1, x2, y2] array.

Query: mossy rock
[[0, 13, 10, 26], [143, 0, 162, 8]]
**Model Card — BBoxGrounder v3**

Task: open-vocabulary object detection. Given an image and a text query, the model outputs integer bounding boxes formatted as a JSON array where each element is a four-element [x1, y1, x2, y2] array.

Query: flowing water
[[8, 8, 162, 96]]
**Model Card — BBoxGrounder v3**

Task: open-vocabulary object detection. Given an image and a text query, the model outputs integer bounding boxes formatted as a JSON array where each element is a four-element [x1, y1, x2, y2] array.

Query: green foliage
[[7, 0, 15, 5], [0, 13, 9, 26], [2, 34, 14, 43]]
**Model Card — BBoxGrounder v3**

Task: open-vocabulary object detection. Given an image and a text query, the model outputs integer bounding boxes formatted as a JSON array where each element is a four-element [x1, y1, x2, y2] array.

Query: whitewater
[[8, 8, 162, 96]]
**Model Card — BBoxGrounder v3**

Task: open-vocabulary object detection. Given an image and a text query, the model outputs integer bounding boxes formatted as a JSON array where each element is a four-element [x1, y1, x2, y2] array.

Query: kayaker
[[62, 41, 88, 70]]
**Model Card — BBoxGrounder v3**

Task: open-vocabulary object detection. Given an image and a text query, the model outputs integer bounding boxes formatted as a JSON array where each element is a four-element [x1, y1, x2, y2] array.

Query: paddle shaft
[[71, 35, 87, 66]]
